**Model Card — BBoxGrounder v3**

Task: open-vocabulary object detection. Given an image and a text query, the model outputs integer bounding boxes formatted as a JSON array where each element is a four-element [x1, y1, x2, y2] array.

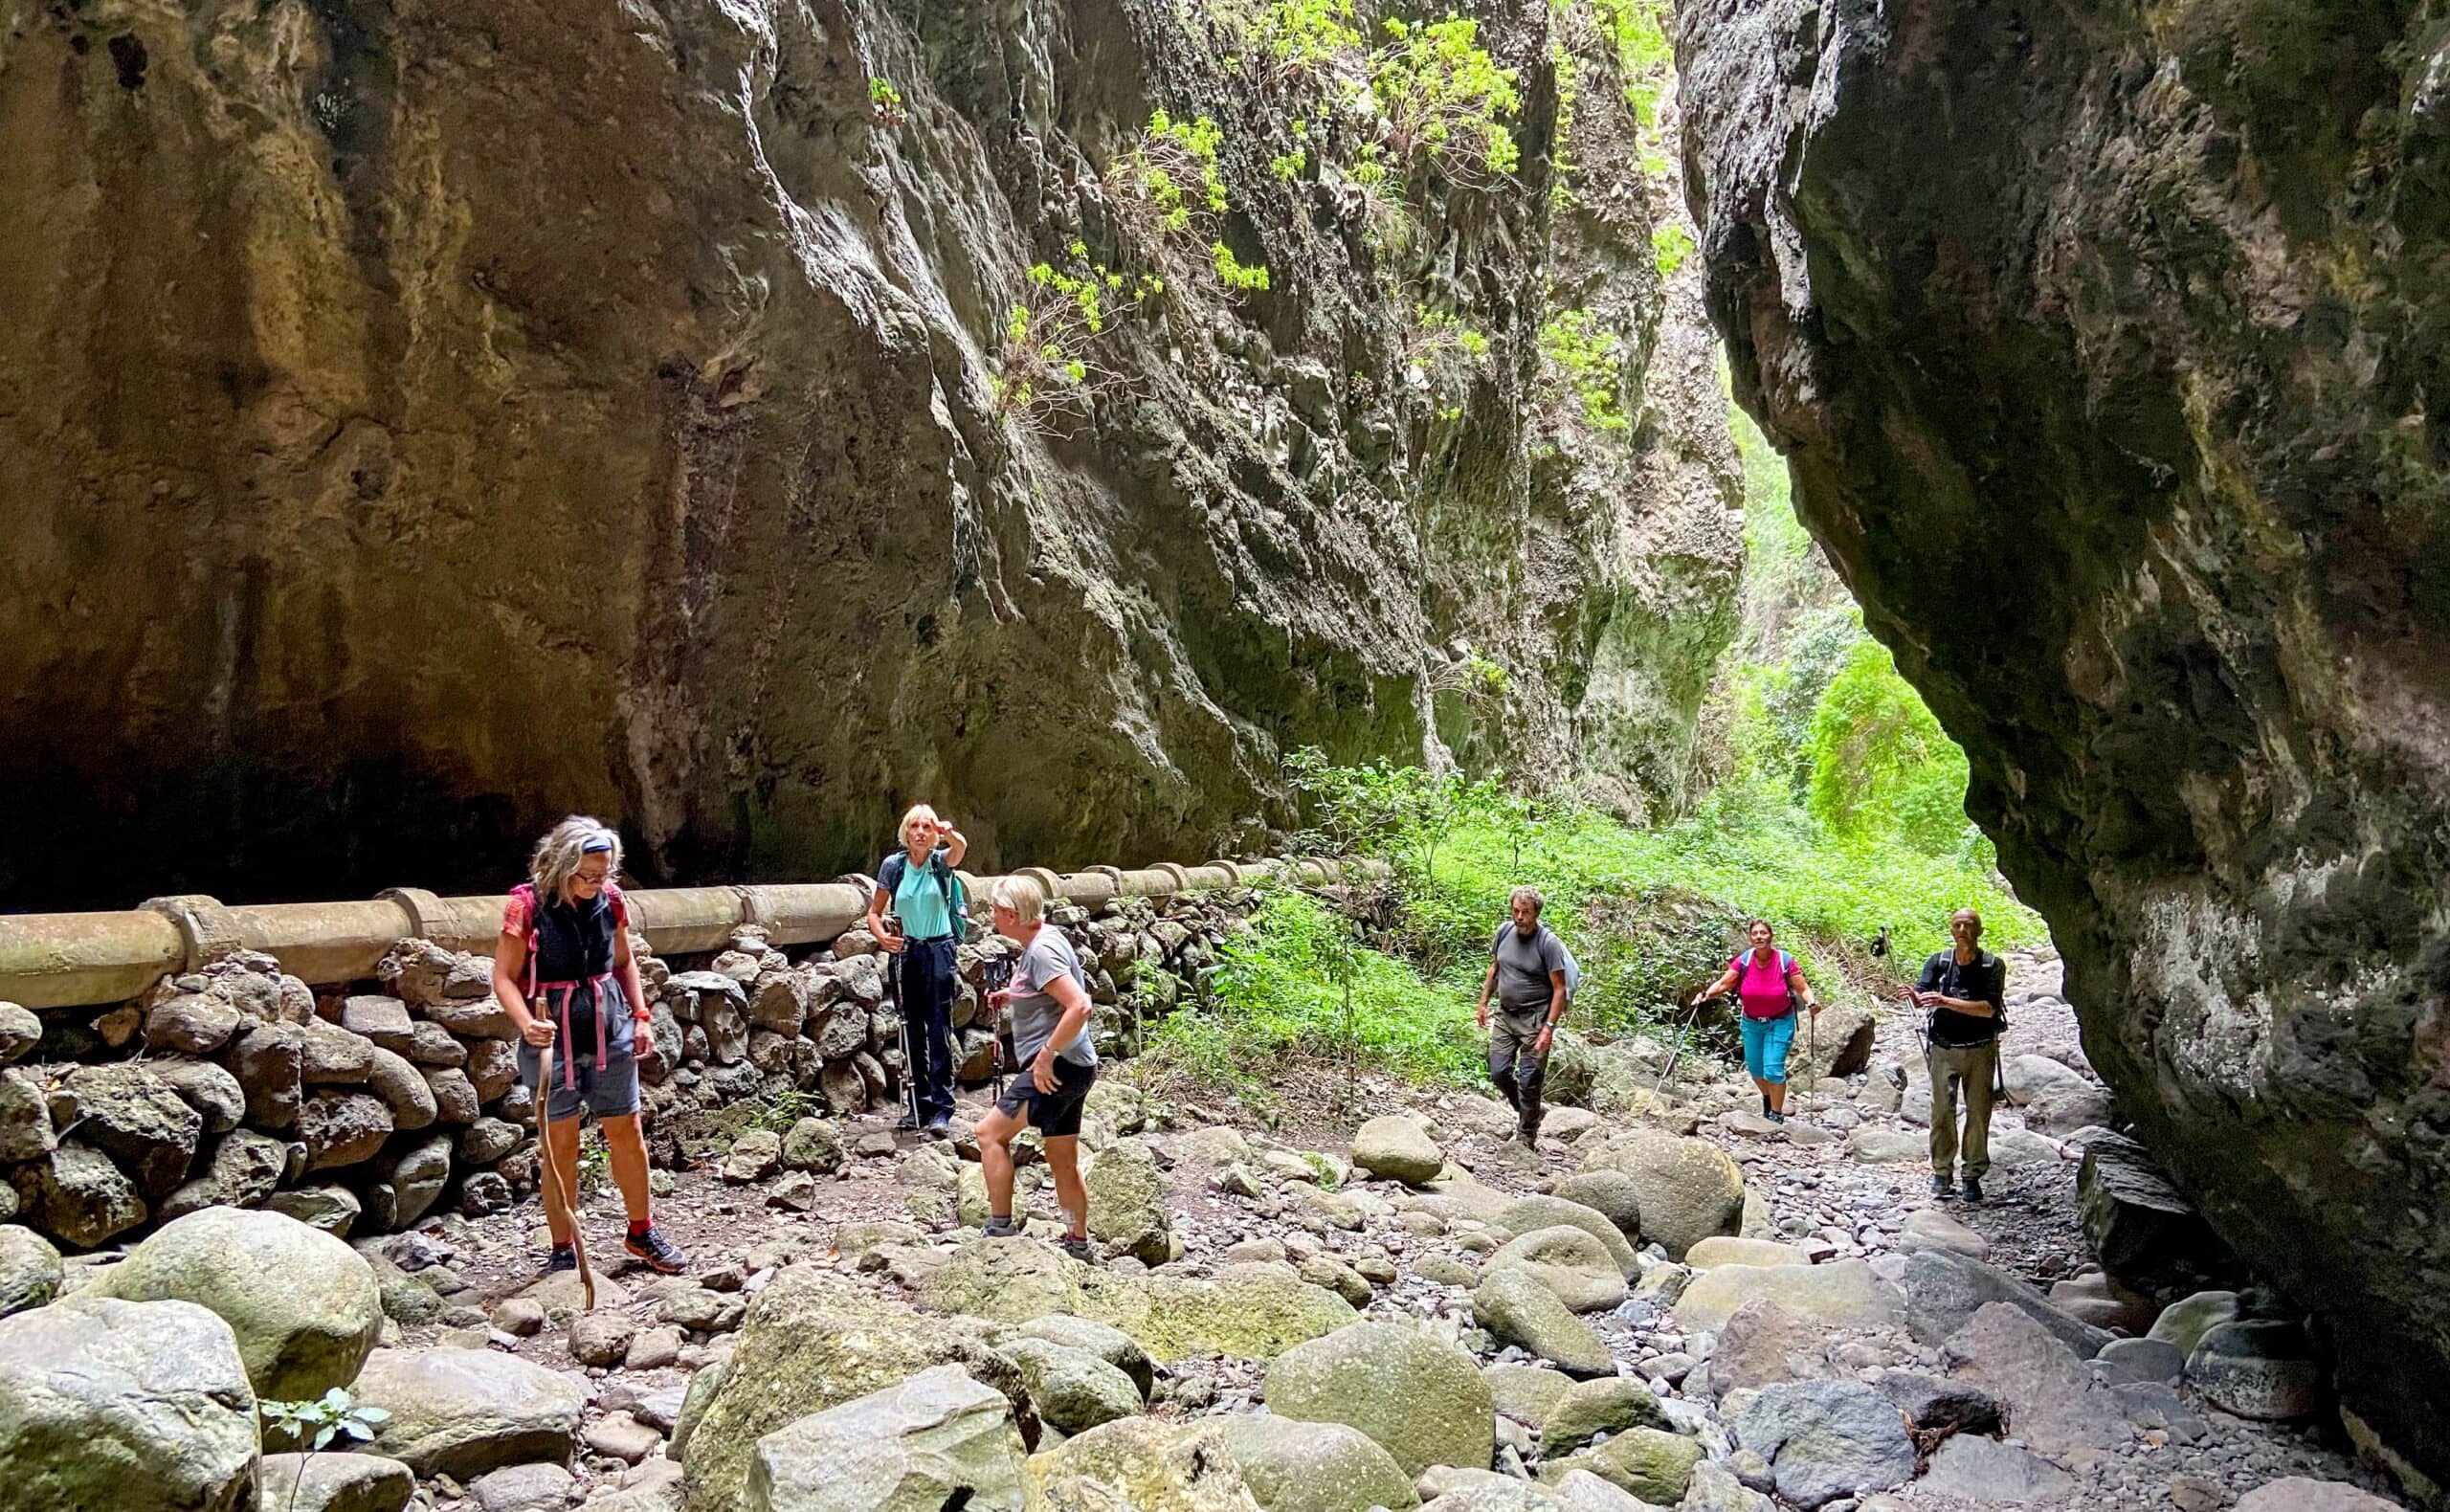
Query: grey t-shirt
[[1008, 926, 1098, 1067], [1492, 923, 1569, 1016]]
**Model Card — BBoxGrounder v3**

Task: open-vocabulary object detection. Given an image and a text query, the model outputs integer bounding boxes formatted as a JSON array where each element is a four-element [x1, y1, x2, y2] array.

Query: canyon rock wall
[[0, 0, 1740, 909], [1678, 0, 2450, 1493]]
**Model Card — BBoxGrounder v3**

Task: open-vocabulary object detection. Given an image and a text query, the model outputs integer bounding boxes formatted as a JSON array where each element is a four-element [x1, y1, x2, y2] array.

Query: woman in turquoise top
[[864, 805, 969, 1132]]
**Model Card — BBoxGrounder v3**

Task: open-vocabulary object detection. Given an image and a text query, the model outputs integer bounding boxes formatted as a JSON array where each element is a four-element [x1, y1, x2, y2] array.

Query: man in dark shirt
[[1904, 908, 2006, 1203], [1475, 886, 1570, 1147]]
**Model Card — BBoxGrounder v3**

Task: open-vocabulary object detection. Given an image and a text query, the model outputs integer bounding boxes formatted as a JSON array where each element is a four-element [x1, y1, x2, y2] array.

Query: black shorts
[[994, 1057, 1097, 1137]]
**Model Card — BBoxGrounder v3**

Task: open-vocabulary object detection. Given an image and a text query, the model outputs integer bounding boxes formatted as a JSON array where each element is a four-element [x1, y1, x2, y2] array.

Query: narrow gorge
[[2, 0, 2445, 1510]]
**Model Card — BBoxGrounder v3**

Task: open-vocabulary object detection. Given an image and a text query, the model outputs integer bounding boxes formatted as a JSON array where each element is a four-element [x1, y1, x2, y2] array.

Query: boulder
[[1547, 1170, 1641, 1240], [1350, 1116, 1445, 1186], [746, 1364, 1036, 1512], [464, 1038, 521, 1102], [468, 1461, 576, 1512], [724, 1129, 783, 1183], [2077, 1132, 2235, 1301], [265, 1185, 362, 1235], [407, 1020, 469, 1066], [1895, 1248, 2111, 1358], [1482, 1226, 1627, 1312], [157, 1128, 291, 1221], [1692, 1297, 1837, 1399], [0, 1224, 63, 1317], [2148, 1288, 2242, 1358], [224, 1020, 306, 1128], [1897, 1208, 1987, 1259], [258, 1453, 418, 1512], [366, 1046, 440, 1131], [50, 1062, 201, 1199], [1086, 1138, 1175, 1264], [1016, 1314, 1156, 1400], [300, 1091, 394, 1170], [2094, 1335, 2186, 1387], [1726, 1380, 1915, 1511], [1215, 1413, 1420, 1512], [1473, 1268, 1614, 1377], [154, 1058, 248, 1134], [1576, 1132, 1744, 1258], [1032, 1417, 1261, 1511], [0, 1294, 258, 1511], [382, 1133, 455, 1227], [1672, 1261, 1904, 1335], [2233, 1479, 2409, 1512], [1540, 1427, 1699, 1503], [353, 1345, 586, 1478], [1482, 1362, 1574, 1424], [1786, 1001, 1876, 1084], [683, 1270, 1037, 1512], [924, 1237, 1357, 1362], [421, 993, 517, 1040], [1264, 1322, 1493, 1477], [2189, 1319, 2322, 1421], [570, 1311, 641, 1367], [1000, 1336, 1144, 1434], [460, 1116, 524, 1166], [780, 1116, 846, 1174], [12, 1140, 147, 1248], [301, 1017, 376, 1083], [1845, 1127, 1926, 1165], [1543, 1031, 1596, 1108], [1873, 1369, 2003, 1436], [1684, 1237, 1809, 1270], [1497, 1196, 1637, 1278], [1939, 1303, 2127, 1456], [0, 1065, 56, 1162], [1537, 1377, 1668, 1459], [90, 1207, 383, 1398], [145, 990, 244, 1055], [340, 995, 418, 1053], [422, 1067, 482, 1123], [746, 972, 809, 1036], [0, 1002, 38, 1063], [1675, 1461, 1773, 1512], [1917, 1434, 2074, 1506]]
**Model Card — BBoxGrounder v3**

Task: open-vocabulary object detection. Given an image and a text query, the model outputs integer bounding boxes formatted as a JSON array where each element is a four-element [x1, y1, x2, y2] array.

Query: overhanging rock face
[[1676, 0, 2450, 1491]]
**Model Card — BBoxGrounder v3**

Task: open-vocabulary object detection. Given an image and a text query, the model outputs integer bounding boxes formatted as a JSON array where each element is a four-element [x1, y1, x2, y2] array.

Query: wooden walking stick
[[533, 1039, 595, 1312]]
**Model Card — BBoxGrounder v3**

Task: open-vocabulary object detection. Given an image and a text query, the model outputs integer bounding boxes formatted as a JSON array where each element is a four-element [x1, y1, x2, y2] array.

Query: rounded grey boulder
[[0, 1294, 258, 1511], [1265, 1321, 1494, 1477], [89, 1205, 383, 1399]]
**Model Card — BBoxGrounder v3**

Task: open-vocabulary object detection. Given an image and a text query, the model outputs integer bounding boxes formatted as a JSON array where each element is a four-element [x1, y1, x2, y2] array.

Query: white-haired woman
[[493, 816, 686, 1275], [977, 877, 1097, 1258], [864, 804, 970, 1133]]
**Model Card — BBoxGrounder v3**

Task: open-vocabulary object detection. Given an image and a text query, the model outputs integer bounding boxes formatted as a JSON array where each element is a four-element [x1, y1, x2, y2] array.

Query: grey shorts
[[517, 1018, 640, 1123]]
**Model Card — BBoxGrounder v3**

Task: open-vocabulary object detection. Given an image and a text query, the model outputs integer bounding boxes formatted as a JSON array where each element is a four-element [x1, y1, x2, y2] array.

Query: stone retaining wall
[[0, 886, 1261, 1255]]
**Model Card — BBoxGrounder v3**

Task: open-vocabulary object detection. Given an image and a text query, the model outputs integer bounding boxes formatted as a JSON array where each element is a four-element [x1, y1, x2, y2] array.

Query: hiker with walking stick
[[1692, 919, 1819, 1125], [495, 817, 688, 1279], [867, 806, 969, 1135], [1905, 907, 2006, 1204]]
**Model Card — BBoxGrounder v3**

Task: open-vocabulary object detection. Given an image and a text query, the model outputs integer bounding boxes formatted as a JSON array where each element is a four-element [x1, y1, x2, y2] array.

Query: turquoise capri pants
[[1740, 1012, 1796, 1083]]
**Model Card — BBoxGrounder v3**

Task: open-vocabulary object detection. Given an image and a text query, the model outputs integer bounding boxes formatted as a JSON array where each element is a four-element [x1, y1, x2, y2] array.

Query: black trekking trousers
[[902, 936, 959, 1120]]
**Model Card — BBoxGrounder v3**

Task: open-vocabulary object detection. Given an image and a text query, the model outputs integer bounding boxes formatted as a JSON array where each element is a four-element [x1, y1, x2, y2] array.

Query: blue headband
[[582, 834, 613, 854]]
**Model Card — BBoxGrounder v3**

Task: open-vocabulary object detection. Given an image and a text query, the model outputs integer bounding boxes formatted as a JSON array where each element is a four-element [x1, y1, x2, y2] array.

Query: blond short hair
[[898, 805, 940, 849], [530, 815, 621, 906], [989, 876, 1044, 926]]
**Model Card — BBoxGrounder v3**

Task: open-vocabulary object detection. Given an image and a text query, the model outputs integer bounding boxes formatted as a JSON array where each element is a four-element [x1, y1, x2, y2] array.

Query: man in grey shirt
[[1475, 886, 1570, 1146], [977, 877, 1099, 1259]]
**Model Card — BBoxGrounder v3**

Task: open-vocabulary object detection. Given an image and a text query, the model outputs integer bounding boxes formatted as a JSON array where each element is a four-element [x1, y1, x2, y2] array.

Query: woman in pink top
[[1693, 920, 1820, 1123]]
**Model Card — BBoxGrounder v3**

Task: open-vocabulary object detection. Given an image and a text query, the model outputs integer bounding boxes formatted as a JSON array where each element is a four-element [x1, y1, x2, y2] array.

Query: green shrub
[[1373, 16, 1524, 183], [1539, 308, 1627, 430], [1805, 639, 1973, 856]]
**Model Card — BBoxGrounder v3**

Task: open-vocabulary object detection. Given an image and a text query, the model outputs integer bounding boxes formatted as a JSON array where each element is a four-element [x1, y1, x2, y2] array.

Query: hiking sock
[[628, 1219, 653, 1242]]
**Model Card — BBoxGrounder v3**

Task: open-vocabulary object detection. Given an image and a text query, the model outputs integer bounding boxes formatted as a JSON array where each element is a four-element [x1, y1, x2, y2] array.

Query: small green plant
[[1549, 39, 1580, 209], [1246, 0, 1366, 89], [1270, 120, 1312, 180], [261, 1390, 391, 1512], [575, 1128, 609, 1194], [1539, 308, 1627, 430], [991, 245, 1162, 431], [1371, 16, 1523, 185], [1212, 241, 1272, 292], [748, 1087, 828, 1134], [1653, 222, 1694, 279], [869, 76, 908, 128]]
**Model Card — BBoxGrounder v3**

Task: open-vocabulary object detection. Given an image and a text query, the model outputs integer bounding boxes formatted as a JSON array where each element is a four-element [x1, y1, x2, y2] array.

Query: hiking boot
[[543, 1244, 577, 1276], [1931, 1173, 1957, 1200], [981, 1215, 1023, 1239], [894, 1112, 923, 1133], [1961, 1176, 1985, 1205], [1766, 1109, 1786, 1124], [1058, 1234, 1095, 1262], [924, 1112, 953, 1136], [624, 1227, 688, 1275]]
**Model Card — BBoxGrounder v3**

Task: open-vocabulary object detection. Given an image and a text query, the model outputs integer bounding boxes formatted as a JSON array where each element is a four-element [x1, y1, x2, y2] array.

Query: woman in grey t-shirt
[[975, 877, 1099, 1259]]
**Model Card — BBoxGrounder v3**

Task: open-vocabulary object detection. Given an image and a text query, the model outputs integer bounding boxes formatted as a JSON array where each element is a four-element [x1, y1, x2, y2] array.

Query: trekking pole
[[1648, 998, 1704, 1107], [887, 914, 923, 1131], [1803, 1008, 1817, 1123], [533, 1040, 595, 1312]]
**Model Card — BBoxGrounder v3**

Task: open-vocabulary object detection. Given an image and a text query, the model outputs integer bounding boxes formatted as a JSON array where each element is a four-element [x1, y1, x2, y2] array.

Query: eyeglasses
[[575, 868, 611, 884]]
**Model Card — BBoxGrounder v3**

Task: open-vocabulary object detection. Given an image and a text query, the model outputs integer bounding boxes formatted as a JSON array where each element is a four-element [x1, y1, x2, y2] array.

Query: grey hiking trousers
[[1928, 1039, 2000, 1180], [1489, 1010, 1549, 1137]]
